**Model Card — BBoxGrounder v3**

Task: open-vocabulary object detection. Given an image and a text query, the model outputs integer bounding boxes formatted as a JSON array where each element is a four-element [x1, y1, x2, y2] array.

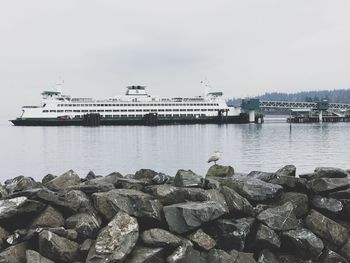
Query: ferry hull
[[11, 114, 252, 126]]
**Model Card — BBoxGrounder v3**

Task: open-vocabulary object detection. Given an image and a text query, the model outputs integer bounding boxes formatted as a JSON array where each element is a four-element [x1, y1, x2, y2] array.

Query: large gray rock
[[206, 217, 255, 251], [320, 249, 348, 263], [246, 171, 276, 182], [86, 172, 122, 186], [141, 228, 185, 248], [314, 167, 348, 179], [203, 249, 235, 263], [167, 244, 201, 263], [0, 226, 8, 249], [329, 188, 350, 199], [257, 250, 279, 263], [272, 192, 309, 218], [257, 202, 298, 231], [115, 178, 150, 191], [66, 183, 115, 194], [229, 249, 256, 263], [0, 196, 46, 220], [26, 250, 54, 263], [217, 175, 283, 202], [86, 211, 139, 263], [188, 229, 216, 251], [39, 230, 79, 263], [206, 165, 234, 178], [173, 170, 202, 187], [36, 189, 94, 215], [255, 224, 280, 250], [275, 165, 296, 177], [42, 174, 57, 184], [311, 196, 343, 215], [4, 176, 39, 194], [305, 209, 348, 246], [145, 185, 184, 205], [152, 173, 173, 185], [282, 228, 324, 260], [65, 213, 101, 239], [30, 205, 64, 228], [339, 238, 350, 262], [134, 169, 158, 180], [0, 242, 27, 263], [44, 170, 81, 191], [125, 246, 164, 263], [92, 189, 162, 221], [269, 176, 307, 192], [309, 177, 350, 193], [163, 201, 227, 234], [220, 186, 254, 216]]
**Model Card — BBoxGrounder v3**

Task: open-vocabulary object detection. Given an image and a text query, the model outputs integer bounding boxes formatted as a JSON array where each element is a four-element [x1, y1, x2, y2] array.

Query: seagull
[[207, 151, 222, 165]]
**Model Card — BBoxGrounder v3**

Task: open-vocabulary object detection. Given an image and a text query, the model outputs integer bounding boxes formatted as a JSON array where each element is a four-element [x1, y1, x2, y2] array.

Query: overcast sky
[[2, 0, 350, 115]]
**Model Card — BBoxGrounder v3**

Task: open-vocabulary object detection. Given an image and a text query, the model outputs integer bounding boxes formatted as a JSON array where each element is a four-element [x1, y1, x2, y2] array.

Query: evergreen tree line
[[227, 89, 350, 106]]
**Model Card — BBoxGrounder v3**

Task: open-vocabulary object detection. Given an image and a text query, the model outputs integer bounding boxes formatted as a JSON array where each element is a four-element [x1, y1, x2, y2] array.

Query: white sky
[[1, 0, 350, 115]]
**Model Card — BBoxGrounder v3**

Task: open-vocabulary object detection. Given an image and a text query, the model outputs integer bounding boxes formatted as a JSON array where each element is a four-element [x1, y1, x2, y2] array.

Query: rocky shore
[[0, 165, 350, 262]]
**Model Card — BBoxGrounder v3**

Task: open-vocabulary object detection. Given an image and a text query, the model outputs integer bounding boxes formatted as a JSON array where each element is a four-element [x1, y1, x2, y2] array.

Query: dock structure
[[241, 99, 350, 123]]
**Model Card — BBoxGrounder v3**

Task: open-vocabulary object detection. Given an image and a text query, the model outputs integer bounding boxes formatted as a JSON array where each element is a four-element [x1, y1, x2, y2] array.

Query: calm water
[[1, 116, 350, 181]]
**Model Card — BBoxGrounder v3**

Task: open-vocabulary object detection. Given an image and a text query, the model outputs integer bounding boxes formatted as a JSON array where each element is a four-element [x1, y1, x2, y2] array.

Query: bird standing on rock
[[207, 151, 222, 165]]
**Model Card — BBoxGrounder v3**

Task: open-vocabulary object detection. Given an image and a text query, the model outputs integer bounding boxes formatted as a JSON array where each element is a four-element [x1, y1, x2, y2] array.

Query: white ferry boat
[[11, 86, 248, 126]]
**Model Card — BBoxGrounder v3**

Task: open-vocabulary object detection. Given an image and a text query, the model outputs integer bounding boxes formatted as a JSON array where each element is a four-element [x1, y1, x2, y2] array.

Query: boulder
[[44, 170, 81, 191], [0, 226, 9, 250], [167, 244, 201, 263], [30, 205, 64, 228], [314, 167, 348, 179], [319, 249, 348, 263], [217, 175, 283, 202], [257, 202, 298, 231], [115, 178, 150, 191], [36, 189, 95, 215], [339, 238, 350, 262], [311, 196, 343, 215], [188, 229, 216, 251], [309, 177, 350, 193], [204, 249, 234, 263], [255, 224, 281, 250], [229, 249, 256, 263], [173, 170, 202, 188], [125, 246, 164, 263], [329, 188, 350, 199], [206, 165, 234, 178], [152, 173, 173, 185], [246, 171, 276, 182], [42, 174, 57, 184], [66, 183, 115, 194], [26, 250, 54, 263], [134, 169, 158, 180], [269, 176, 307, 192], [0, 242, 27, 263], [39, 230, 79, 262], [275, 165, 296, 177], [0, 196, 46, 220], [220, 186, 254, 216], [257, 250, 279, 263], [282, 228, 324, 260], [272, 192, 309, 218], [141, 228, 185, 248], [305, 209, 348, 247], [85, 171, 96, 180], [80, 239, 94, 257], [163, 201, 227, 234], [92, 189, 162, 221], [145, 185, 184, 205], [4, 176, 39, 194], [206, 217, 255, 251], [86, 211, 139, 263], [201, 177, 221, 189], [65, 213, 101, 239]]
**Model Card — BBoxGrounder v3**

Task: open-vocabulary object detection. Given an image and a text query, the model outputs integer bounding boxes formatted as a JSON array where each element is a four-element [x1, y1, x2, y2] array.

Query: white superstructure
[[20, 86, 240, 120]]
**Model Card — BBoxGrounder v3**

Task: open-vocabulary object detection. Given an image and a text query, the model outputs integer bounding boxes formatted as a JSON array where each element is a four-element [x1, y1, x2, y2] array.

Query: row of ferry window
[[57, 103, 219, 107], [43, 109, 222, 113], [72, 114, 207, 118]]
